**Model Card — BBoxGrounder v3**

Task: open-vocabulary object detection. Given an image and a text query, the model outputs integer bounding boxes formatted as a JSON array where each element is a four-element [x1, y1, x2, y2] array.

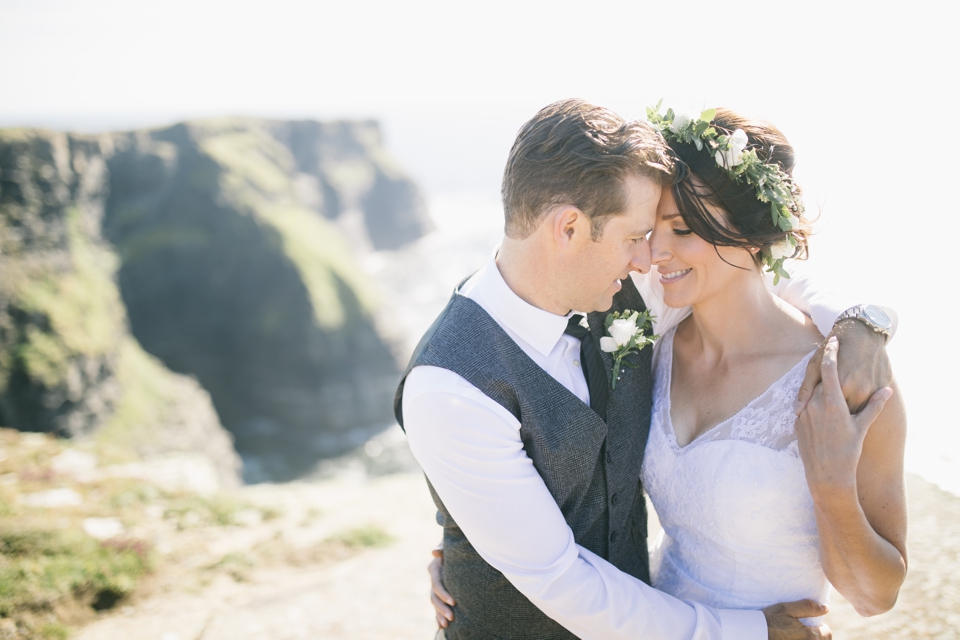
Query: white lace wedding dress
[[641, 327, 829, 623]]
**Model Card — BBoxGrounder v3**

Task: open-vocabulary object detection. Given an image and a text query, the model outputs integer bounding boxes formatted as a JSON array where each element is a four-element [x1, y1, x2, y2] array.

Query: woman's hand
[[796, 336, 891, 491], [429, 546, 456, 628]]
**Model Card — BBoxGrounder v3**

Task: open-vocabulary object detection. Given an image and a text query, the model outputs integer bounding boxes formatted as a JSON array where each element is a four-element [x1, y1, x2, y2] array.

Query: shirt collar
[[465, 251, 578, 358]]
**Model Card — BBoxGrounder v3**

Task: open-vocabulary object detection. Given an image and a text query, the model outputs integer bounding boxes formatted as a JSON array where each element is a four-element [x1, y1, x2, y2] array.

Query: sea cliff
[[0, 118, 430, 481]]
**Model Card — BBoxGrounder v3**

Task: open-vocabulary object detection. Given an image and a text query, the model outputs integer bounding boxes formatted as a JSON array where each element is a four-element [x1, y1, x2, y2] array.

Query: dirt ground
[[72, 471, 959, 640], [73, 472, 440, 640]]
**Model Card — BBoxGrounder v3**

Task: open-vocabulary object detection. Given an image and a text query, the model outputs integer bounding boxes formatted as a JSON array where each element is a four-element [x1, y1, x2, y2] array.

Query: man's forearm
[[404, 366, 766, 640]]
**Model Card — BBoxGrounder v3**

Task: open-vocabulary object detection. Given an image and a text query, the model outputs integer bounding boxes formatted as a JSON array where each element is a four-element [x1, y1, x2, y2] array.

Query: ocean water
[[366, 193, 960, 498]]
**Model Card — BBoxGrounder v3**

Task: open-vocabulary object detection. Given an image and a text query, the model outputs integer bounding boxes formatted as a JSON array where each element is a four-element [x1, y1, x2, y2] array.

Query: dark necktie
[[564, 314, 609, 421]]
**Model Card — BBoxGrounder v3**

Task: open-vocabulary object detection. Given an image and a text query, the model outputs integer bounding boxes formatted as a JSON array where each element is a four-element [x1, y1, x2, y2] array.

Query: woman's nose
[[649, 231, 670, 265]]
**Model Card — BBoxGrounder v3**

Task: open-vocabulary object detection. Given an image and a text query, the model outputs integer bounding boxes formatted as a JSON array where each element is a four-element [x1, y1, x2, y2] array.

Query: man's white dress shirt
[[404, 253, 861, 640]]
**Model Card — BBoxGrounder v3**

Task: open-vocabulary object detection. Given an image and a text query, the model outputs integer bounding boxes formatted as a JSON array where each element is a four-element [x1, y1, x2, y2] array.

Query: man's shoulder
[[405, 365, 481, 400], [402, 365, 520, 432]]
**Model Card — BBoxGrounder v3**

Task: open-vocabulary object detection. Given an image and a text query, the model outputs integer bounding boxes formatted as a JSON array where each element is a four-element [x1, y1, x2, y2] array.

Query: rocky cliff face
[[0, 131, 122, 437], [0, 130, 242, 487], [0, 118, 430, 482]]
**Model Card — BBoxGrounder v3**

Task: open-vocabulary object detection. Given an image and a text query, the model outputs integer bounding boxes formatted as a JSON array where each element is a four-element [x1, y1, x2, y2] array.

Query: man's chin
[[590, 296, 616, 313], [585, 282, 622, 313]]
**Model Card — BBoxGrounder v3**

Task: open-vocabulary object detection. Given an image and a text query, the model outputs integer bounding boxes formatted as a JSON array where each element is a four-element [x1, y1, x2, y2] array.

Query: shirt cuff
[[718, 609, 767, 640]]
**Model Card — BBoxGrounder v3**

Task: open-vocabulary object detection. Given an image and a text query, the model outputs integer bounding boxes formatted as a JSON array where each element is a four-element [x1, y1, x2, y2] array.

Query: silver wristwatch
[[836, 305, 893, 343]]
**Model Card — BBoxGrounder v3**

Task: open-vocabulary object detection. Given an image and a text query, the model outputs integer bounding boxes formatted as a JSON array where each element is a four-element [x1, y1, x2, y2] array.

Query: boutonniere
[[599, 310, 657, 390]]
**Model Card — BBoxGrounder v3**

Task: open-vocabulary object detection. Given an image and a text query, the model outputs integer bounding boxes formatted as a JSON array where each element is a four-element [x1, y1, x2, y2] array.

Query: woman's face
[[649, 186, 757, 309]]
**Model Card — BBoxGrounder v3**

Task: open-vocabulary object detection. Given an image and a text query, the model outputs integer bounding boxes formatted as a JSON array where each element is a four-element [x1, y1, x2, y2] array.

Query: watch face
[[864, 305, 891, 329]]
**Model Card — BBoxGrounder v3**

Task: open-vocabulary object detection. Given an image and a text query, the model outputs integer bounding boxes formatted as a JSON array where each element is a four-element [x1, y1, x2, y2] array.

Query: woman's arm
[[796, 336, 908, 616]]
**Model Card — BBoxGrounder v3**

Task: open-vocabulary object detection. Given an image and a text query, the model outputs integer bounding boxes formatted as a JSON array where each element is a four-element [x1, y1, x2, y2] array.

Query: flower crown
[[646, 101, 804, 284]]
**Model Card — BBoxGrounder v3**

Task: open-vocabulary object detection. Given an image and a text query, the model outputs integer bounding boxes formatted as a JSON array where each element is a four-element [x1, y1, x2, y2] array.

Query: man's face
[[569, 174, 660, 312]]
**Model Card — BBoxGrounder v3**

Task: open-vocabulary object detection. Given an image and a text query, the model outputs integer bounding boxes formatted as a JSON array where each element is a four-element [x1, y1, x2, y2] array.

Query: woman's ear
[[748, 246, 760, 255]]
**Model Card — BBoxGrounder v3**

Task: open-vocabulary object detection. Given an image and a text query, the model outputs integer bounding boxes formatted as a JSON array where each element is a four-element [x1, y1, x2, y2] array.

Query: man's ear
[[553, 206, 585, 249]]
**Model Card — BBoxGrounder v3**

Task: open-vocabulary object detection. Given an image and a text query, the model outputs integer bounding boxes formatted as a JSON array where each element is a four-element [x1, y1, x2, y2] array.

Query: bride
[[428, 106, 908, 631], [638, 107, 907, 626]]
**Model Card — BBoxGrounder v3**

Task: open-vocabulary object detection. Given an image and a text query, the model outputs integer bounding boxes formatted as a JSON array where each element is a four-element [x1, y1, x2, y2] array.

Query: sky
[[2, 0, 959, 490]]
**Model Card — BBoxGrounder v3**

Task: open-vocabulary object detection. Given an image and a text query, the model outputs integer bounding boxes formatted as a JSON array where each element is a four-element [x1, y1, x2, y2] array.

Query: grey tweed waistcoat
[[395, 276, 655, 640]]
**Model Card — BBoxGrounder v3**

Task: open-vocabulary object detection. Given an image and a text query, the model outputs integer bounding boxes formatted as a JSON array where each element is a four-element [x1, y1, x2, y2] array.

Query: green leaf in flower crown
[[666, 108, 675, 120], [700, 108, 716, 123], [694, 137, 703, 151], [770, 201, 780, 224], [778, 214, 792, 231]]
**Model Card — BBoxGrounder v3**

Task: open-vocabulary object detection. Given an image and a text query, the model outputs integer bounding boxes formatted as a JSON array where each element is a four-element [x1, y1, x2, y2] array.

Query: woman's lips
[[660, 268, 691, 284]]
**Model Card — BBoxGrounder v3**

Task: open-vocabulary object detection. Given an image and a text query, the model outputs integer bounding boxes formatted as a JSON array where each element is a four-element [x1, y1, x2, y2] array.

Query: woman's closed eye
[[673, 228, 693, 236]]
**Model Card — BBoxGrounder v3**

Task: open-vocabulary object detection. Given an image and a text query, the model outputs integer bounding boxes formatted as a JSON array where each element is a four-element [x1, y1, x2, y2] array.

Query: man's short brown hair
[[502, 99, 674, 240]]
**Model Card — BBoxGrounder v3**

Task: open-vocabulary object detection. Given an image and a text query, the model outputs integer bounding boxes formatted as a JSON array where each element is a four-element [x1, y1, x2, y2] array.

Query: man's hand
[[429, 547, 456, 628], [796, 318, 892, 415], [763, 600, 832, 639], [796, 336, 892, 492]]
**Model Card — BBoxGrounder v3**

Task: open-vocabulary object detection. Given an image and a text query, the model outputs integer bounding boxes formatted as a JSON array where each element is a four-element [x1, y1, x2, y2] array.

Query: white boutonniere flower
[[715, 128, 749, 169], [601, 310, 658, 390]]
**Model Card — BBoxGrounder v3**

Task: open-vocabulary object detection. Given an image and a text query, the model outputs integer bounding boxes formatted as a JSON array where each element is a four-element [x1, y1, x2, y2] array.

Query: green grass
[[0, 430, 157, 638], [257, 203, 379, 328], [329, 525, 394, 549], [96, 339, 185, 452], [0, 527, 152, 627], [197, 124, 380, 330]]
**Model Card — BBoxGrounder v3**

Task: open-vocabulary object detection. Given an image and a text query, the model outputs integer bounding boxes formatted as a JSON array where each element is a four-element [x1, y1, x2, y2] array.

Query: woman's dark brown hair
[[669, 108, 810, 269]]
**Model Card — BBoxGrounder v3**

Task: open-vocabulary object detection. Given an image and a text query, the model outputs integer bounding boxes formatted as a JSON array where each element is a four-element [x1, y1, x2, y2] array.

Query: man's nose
[[630, 242, 652, 274]]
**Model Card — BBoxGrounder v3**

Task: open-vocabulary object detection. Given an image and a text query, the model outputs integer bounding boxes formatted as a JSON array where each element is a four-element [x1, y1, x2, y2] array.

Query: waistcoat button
[[610, 530, 619, 543], [611, 493, 619, 505], [606, 450, 613, 464]]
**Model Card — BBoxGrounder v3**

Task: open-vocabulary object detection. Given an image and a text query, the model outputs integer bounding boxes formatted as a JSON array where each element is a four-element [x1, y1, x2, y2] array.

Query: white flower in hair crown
[[599, 310, 657, 390], [646, 101, 805, 285]]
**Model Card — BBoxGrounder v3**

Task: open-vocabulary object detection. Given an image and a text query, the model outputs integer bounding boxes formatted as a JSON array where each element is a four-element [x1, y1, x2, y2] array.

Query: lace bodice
[[641, 327, 829, 619]]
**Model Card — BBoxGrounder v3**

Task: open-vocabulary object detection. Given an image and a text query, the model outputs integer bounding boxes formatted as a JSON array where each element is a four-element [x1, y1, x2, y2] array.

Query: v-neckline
[[661, 327, 816, 451]]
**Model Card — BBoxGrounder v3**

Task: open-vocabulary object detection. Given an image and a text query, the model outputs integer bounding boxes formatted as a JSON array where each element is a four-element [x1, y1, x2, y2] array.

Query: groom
[[397, 100, 888, 639]]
